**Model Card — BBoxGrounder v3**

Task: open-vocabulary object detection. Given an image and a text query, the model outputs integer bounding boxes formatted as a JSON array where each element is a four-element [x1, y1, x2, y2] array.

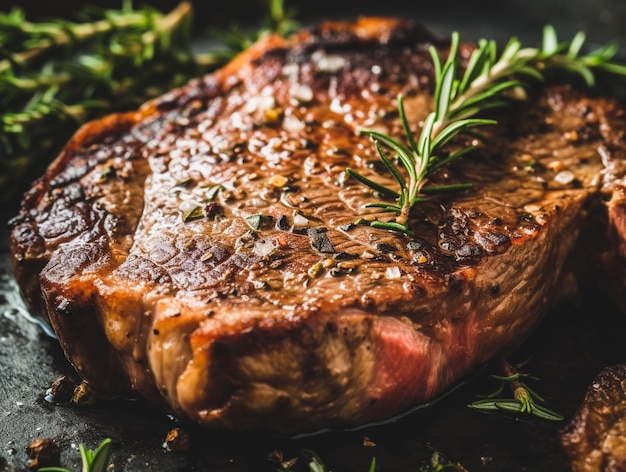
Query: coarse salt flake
[[385, 266, 401, 279], [312, 50, 347, 72], [291, 84, 313, 102], [253, 240, 276, 258], [293, 213, 309, 227], [554, 170, 576, 185], [283, 115, 305, 133]]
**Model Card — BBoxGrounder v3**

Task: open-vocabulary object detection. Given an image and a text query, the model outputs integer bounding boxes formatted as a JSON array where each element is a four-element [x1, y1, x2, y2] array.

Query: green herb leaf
[[346, 167, 400, 199], [245, 213, 273, 230], [38, 438, 112, 472], [303, 449, 329, 472], [88, 438, 112, 472]]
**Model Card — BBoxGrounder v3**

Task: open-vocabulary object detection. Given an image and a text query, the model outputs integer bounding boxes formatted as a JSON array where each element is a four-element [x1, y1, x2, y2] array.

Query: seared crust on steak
[[561, 364, 626, 471], [9, 17, 626, 432]]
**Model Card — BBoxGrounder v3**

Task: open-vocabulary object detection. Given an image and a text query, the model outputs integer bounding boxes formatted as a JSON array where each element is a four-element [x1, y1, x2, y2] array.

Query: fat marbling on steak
[[9, 17, 626, 432]]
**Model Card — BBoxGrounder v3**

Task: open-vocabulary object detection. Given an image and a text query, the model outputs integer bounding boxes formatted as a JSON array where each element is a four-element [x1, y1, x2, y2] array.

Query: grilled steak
[[9, 17, 626, 433], [561, 364, 626, 472]]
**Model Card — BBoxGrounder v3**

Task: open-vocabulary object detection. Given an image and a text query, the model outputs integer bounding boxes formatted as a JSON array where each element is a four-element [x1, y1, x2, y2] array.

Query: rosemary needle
[[347, 26, 626, 235]]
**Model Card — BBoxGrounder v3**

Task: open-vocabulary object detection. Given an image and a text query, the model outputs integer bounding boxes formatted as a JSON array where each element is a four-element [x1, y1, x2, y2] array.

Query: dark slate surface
[[2, 1, 626, 470]]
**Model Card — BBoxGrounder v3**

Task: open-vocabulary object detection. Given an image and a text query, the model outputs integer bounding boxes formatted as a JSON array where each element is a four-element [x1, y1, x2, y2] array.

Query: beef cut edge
[[8, 17, 626, 433]]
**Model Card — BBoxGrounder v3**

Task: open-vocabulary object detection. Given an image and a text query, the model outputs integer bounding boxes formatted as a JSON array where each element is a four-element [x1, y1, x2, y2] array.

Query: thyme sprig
[[468, 358, 564, 422], [347, 25, 626, 234]]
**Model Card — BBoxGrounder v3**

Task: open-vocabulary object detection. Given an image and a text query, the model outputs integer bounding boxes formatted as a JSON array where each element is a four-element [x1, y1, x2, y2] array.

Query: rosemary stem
[[458, 61, 512, 101], [448, 47, 542, 120], [498, 357, 527, 401], [397, 201, 411, 225], [440, 61, 517, 135], [498, 357, 516, 377], [402, 165, 425, 224], [498, 358, 534, 414], [5, 70, 100, 93]]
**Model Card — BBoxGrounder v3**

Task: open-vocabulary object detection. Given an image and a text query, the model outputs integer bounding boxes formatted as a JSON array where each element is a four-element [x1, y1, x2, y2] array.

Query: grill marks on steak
[[9, 18, 626, 432]]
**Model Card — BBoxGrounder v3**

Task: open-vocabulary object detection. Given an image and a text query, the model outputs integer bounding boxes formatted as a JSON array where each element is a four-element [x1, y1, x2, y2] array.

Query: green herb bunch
[[347, 26, 626, 234], [0, 0, 298, 204], [0, 1, 198, 200]]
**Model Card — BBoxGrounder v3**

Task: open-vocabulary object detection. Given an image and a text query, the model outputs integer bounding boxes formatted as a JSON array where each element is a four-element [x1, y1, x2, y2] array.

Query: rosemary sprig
[[38, 438, 112, 472], [347, 26, 626, 234], [468, 358, 564, 422]]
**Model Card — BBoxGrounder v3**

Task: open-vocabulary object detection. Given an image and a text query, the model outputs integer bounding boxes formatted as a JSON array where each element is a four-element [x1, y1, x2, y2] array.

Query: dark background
[[1, 1, 626, 471], [5, 0, 626, 43]]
